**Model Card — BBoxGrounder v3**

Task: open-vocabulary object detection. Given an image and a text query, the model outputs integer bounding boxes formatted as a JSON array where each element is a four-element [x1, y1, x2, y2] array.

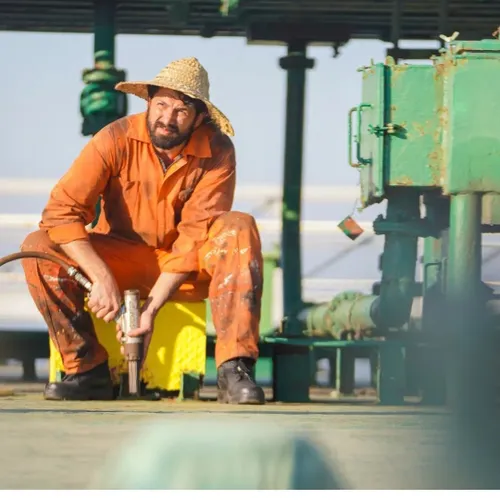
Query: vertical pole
[[88, 0, 116, 226], [374, 188, 420, 327], [390, 0, 403, 62], [94, 0, 115, 62], [447, 194, 481, 297], [438, 0, 449, 46], [259, 252, 280, 336], [445, 193, 500, 488], [279, 41, 314, 335], [446, 193, 484, 410], [420, 193, 449, 404], [372, 188, 419, 405], [335, 348, 355, 396], [272, 42, 314, 404]]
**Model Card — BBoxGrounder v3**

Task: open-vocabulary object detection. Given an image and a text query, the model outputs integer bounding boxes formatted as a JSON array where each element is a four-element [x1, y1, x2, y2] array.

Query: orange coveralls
[[21, 112, 263, 374]]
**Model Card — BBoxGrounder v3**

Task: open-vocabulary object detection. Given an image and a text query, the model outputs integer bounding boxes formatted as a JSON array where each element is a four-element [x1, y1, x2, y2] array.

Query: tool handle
[[121, 290, 141, 344], [121, 289, 142, 396]]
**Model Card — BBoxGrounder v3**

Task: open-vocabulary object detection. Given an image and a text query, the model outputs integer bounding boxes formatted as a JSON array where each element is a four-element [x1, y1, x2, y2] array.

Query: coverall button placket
[[157, 155, 187, 247]]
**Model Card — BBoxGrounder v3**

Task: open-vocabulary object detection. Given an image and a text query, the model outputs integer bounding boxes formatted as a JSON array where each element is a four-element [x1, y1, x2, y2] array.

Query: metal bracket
[[348, 104, 373, 167], [439, 31, 460, 44], [368, 123, 399, 137]]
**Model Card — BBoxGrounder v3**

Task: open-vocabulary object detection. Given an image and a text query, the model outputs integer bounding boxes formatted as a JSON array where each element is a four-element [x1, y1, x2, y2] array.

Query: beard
[[147, 113, 195, 150]]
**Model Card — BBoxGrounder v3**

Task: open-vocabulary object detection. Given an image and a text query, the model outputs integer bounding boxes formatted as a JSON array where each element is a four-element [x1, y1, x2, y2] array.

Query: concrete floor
[[0, 370, 463, 490]]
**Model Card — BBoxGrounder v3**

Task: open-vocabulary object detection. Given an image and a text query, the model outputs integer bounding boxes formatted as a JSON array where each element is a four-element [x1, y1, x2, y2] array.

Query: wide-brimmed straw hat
[[115, 57, 234, 136]]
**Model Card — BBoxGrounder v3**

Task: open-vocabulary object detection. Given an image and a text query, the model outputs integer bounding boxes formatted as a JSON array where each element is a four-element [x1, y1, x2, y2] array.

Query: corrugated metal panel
[[0, 0, 498, 41]]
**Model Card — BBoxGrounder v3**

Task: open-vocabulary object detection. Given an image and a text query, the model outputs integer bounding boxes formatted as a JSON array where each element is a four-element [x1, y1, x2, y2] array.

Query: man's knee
[[20, 229, 52, 253], [213, 211, 258, 233]]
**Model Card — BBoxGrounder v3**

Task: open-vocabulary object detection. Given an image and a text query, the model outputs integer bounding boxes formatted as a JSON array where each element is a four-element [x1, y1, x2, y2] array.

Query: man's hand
[[87, 275, 122, 323], [115, 298, 158, 361], [115, 299, 156, 339], [60, 239, 122, 323], [114, 272, 190, 357]]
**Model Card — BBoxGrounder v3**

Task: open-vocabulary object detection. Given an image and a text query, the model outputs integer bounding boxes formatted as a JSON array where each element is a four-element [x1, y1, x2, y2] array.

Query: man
[[21, 57, 266, 405]]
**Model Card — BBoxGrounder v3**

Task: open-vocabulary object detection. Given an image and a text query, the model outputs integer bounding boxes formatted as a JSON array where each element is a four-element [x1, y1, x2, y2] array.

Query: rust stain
[[431, 107, 448, 180], [362, 67, 376, 79], [427, 149, 443, 186], [433, 59, 452, 81], [433, 127, 441, 144], [392, 176, 414, 186], [411, 119, 434, 137], [390, 64, 409, 84], [437, 106, 449, 129]]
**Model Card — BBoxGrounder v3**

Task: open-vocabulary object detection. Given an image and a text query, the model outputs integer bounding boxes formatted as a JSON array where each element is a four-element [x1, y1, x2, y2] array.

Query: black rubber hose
[[0, 251, 93, 292]]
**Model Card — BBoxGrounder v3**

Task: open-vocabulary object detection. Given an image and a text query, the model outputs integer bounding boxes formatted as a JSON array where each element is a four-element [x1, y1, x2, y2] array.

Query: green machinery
[[270, 31, 500, 406]]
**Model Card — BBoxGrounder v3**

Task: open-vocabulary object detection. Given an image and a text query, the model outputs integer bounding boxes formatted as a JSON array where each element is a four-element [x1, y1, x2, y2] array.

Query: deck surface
[[0, 370, 458, 490]]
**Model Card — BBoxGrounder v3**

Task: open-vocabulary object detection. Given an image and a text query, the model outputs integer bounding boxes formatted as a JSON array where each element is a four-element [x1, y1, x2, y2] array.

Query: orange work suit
[[21, 112, 263, 373]]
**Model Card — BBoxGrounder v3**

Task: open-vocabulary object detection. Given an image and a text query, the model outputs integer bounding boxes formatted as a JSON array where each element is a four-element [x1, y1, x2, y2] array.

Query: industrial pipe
[[302, 189, 420, 338], [300, 291, 377, 338]]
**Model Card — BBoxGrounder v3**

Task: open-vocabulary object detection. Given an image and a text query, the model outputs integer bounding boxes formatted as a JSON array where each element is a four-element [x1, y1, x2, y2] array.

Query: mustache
[[154, 121, 179, 134]]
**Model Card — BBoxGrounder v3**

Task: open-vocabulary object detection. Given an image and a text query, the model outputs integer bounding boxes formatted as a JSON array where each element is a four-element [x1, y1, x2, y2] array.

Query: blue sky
[[0, 31, 393, 187], [0, 32, 448, 283]]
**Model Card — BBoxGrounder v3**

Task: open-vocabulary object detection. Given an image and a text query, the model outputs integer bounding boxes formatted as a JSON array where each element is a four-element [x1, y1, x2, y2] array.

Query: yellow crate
[[49, 301, 207, 392]]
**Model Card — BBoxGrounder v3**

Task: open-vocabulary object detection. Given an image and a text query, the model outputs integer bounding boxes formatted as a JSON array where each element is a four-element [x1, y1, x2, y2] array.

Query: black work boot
[[44, 362, 114, 401], [217, 358, 265, 405]]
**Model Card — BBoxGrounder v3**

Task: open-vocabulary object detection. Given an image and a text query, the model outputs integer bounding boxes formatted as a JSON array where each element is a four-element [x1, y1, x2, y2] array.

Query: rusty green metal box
[[351, 62, 440, 207], [351, 37, 500, 207], [438, 39, 500, 194]]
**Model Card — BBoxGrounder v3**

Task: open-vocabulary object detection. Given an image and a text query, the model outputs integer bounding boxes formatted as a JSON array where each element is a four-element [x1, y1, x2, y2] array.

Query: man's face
[[147, 88, 202, 150]]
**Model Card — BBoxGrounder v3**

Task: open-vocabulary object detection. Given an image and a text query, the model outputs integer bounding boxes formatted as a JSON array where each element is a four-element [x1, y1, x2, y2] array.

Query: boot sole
[[217, 389, 265, 405], [43, 387, 114, 401]]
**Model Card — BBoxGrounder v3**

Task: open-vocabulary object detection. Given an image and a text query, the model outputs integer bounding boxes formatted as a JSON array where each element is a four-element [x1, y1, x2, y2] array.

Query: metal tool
[[119, 289, 143, 397]]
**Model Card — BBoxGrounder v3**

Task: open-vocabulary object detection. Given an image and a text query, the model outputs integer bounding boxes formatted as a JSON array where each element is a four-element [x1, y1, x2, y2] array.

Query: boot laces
[[232, 361, 253, 382]]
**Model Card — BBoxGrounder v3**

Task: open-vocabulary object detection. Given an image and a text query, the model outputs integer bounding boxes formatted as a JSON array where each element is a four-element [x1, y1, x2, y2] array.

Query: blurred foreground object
[[92, 419, 345, 489]]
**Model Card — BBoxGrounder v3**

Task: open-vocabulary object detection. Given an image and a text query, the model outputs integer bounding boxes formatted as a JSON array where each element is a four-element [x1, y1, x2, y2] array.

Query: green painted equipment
[[80, 0, 128, 228], [80, 49, 127, 137], [79, 0, 127, 137], [290, 32, 500, 406]]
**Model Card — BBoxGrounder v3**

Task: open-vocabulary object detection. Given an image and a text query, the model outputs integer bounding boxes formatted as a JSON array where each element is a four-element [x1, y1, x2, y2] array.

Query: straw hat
[[115, 57, 234, 136]]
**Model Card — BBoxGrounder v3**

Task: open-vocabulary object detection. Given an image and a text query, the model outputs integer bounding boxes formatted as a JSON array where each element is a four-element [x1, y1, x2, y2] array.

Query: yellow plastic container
[[49, 301, 207, 392]]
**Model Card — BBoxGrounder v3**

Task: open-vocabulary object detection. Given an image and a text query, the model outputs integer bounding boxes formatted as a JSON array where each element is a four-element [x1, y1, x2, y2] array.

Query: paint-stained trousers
[[21, 211, 263, 374]]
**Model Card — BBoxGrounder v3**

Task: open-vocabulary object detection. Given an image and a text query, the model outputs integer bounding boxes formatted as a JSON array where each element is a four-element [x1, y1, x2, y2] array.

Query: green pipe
[[446, 193, 485, 411], [422, 193, 449, 297], [94, 0, 115, 62], [303, 189, 420, 337], [372, 189, 420, 328], [420, 192, 450, 333], [417, 193, 449, 404], [89, 0, 116, 226], [447, 194, 482, 301], [279, 42, 314, 335], [303, 292, 377, 338]]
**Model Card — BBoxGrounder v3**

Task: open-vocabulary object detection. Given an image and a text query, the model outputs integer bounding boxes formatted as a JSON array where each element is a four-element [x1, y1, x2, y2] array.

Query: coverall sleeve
[[159, 144, 236, 274], [39, 130, 115, 245]]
